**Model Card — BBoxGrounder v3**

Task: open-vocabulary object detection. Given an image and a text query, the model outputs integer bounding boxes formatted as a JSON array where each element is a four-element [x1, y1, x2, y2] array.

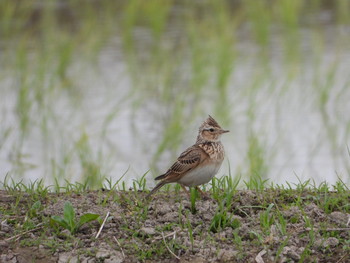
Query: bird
[[147, 115, 229, 198]]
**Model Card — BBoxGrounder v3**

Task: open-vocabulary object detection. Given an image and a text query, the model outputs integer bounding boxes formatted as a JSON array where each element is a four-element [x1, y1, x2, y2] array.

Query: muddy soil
[[1, 189, 350, 262]]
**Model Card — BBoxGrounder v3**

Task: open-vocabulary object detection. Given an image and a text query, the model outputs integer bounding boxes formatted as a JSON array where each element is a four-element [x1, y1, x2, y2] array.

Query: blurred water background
[[1, 0, 350, 189]]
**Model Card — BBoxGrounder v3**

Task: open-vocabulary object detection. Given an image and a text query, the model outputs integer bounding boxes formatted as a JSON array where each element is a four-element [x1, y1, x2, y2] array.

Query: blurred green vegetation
[[0, 0, 350, 188]]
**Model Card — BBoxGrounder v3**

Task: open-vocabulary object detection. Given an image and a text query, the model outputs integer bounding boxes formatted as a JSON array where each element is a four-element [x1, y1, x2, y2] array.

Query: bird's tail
[[146, 181, 167, 199]]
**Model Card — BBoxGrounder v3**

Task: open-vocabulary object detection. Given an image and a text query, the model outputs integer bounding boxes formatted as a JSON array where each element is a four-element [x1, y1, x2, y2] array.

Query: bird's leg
[[180, 184, 190, 197]]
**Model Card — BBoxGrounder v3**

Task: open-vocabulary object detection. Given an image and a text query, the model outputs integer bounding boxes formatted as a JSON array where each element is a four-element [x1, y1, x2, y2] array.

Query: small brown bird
[[147, 115, 229, 198]]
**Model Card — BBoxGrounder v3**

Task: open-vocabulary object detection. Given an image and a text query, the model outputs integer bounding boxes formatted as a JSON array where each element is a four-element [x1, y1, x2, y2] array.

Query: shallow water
[[1, 2, 350, 188]]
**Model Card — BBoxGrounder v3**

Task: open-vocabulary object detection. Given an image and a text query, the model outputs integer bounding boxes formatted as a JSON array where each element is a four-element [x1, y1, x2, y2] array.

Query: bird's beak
[[221, 129, 230, 133]]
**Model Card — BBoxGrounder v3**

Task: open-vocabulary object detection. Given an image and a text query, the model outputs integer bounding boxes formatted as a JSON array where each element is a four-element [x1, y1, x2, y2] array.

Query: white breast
[[178, 163, 222, 187]]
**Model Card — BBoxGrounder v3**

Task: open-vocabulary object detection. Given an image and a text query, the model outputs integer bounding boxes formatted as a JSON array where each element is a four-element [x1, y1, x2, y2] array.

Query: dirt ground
[[1, 189, 350, 262]]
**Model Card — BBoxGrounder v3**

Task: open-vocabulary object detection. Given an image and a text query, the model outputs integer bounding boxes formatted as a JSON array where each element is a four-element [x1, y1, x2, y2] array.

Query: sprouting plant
[[210, 175, 240, 201], [249, 230, 264, 245], [210, 210, 229, 233], [210, 201, 239, 233], [63, 179, 89, 194], [178, 201, 184, 227], [243, 174, 269, 191], [231, 228, 244, 255], [190, 187, 198, 214], [22, 179, 50, 200], [275, 235, 290, 260], [27, 200, 42, 218], [103, 167, 129, 190], [51, 201, 100, 234], [132, 170, 149, 192], [302, 214, 315, 244], [294, 176, 311, 193], [185, 211, 195, 251], [2, 174, 24, 193], [260, 203, 275, 232], [276, 211, 287, 236], [121, 181, 126, 191], [174, 183, 181, 196], [101, 169, 129, 206], [211, 177, 219, 199]]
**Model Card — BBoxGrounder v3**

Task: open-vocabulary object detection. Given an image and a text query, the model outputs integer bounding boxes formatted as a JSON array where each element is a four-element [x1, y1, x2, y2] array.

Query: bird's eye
[[209, 128, 215, 132]]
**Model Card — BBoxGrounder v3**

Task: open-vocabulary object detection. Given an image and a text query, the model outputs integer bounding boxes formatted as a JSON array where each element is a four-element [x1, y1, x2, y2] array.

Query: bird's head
[[197, 115, 229, 142]]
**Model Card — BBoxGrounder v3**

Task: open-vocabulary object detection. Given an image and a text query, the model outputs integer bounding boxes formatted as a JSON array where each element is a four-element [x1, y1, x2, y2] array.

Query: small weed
[[26, 200, 42, 218], [260, 203, 275, 232], [302, 214, 316, 245], [185, 211, 195, 252], [249, 230, 264, 245], [232, 229, 243, 251], [299, 244, 312, 262], [244, 174, 269, 191], [100, 169, 129, 206], [63, 180, 89, 194], [51, 201, 100, 234], [178, 201, 184, 227], [174, 184, 181, 196], [294, 176, 312, 193], [275, 211, 287, 236], [210, 211, 229, 233], [121, 181, 126, 191], [22, 179, 50, 201], [210, 199, 239, 233], [132, 170, 148, 192], [103, 167, 128, 190], [190, 187, 198, 214], [2, 174, 24, 193], [210, 175, 240, 201], [275, 235, 290, 260]]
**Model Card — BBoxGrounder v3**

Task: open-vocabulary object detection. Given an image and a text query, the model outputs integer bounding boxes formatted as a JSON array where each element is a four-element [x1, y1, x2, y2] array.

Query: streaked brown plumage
[[147, 115, 229, 198]]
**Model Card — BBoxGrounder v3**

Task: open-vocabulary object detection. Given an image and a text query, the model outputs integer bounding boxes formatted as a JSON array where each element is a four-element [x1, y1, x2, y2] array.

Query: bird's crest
[[199, 115, 222, 130]]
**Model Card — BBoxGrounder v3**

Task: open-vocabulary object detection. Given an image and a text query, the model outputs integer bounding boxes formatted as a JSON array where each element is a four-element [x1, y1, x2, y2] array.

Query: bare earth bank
[[1, 189, 349, 262]]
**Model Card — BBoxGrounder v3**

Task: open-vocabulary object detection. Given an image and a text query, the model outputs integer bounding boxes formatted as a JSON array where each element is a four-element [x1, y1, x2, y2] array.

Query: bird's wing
[[156, 145, 208, 182]]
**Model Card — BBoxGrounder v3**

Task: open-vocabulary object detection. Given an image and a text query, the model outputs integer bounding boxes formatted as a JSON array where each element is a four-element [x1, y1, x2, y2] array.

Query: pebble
[[157, 205, 172, 215], [218, 249, 238, 262], [96, 248, 111, 259], [324, 237, 339, 248], [1, 222, 11, 233], [282, 246, 301, 261], [80, 257, 95, 263], [58, 252, 78, 263], [330, 211, 348, 226], [1, 253, 17, 263], [0, 240, 9, 248], [104, 252, 123, 263], [140, 227, 156, 235]]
